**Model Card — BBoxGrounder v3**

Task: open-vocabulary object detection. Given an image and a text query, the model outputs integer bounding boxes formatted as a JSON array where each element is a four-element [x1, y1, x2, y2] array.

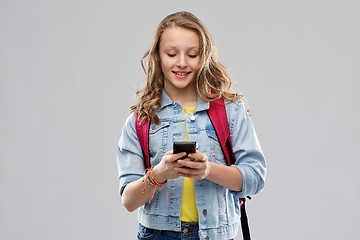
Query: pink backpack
[[136, 98, 252, 240]]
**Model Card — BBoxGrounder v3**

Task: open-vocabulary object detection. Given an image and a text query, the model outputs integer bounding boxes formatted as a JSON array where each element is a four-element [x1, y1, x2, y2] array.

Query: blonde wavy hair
[[131, 11, 244, 124]]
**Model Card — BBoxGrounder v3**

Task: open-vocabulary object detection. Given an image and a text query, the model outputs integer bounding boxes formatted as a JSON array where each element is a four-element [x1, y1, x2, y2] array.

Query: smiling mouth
[[173, 71, 191, 76]]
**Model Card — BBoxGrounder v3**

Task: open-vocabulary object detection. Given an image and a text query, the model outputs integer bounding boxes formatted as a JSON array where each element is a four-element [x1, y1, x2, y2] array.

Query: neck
[[164, 83, 197, 108]]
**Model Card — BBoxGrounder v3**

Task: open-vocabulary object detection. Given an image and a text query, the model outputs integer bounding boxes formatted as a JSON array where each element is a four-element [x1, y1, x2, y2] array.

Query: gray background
[[1, 0, 359, 239]]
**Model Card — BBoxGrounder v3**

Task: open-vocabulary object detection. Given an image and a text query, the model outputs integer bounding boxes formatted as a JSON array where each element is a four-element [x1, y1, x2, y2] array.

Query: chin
[[173, 81, 193, 89]]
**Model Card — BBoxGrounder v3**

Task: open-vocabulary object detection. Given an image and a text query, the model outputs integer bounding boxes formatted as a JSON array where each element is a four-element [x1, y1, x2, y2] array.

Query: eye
[[188, 55, 198, 58], [167, 54, 176, 57]]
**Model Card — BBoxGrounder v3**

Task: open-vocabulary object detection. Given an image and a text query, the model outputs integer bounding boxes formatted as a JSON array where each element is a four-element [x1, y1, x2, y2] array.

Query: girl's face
[[158, 27, 200, 94]]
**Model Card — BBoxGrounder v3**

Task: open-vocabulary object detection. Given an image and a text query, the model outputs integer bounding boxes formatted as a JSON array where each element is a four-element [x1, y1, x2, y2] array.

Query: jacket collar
[[159, 89, 209, 112]]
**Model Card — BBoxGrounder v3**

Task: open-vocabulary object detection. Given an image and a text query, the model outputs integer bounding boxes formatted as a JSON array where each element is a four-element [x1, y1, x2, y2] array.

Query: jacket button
[[205, 236, 210, 240], [202, 209, 207, 216], [190, 115, 196, 121]]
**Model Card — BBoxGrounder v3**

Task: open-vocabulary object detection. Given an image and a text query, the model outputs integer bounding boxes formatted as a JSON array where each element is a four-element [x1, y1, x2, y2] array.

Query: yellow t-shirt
[[180, 107, 199, 222]]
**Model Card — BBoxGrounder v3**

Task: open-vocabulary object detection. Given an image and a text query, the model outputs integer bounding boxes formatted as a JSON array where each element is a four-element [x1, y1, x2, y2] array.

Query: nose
[[177, 54, 188, 67]]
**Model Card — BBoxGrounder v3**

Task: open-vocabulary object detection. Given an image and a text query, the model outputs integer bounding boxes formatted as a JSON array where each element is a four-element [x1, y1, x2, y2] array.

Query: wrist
[[202, 161, 212, 180], [152, 165, 167, 183]]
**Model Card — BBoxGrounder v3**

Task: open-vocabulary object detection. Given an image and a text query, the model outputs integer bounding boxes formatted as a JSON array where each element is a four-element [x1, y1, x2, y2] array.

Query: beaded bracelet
[[142, 167, 168, 203]]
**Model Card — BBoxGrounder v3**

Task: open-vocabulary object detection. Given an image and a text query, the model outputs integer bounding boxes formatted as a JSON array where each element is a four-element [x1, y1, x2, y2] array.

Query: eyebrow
[[163, 46, 200, 51]]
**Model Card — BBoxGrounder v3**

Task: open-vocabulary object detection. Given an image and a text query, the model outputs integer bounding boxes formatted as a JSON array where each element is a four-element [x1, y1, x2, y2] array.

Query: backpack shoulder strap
[[135, 114, 151, 169], [208, 98, 235, 166], [208, 98, 251, 240]]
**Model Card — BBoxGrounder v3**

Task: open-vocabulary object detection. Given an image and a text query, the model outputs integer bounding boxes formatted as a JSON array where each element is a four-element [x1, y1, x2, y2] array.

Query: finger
[[177, 169, 206, 180], [177, 156, 192, 161], [179, 173, 201, 179], [162, 152, 184, 164], [177, 159, 193, 168], [170, 152, 187, 162], [176, 166, 203, 175], [199, 154, 207, 161], [188, 151, 207, 162], [164, 150, 173, 155], [177, 160, 205, 170]]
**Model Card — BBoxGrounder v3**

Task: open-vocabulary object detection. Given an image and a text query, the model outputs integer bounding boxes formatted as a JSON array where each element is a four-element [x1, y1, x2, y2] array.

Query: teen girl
[[117, 11, 266, 240]]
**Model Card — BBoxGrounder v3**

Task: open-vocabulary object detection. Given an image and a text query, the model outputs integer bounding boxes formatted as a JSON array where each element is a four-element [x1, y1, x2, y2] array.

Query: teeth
[[175, 72, 188, 76]]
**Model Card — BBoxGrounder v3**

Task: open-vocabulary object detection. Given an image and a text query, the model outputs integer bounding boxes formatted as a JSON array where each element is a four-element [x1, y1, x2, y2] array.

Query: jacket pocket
[[149, 121, 170, 165], [206, 129, 227, 165], [137, 224, 160, 239]]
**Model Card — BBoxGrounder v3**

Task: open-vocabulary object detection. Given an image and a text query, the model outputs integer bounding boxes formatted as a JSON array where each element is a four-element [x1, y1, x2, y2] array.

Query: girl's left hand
[[175, 151, 211, 180]]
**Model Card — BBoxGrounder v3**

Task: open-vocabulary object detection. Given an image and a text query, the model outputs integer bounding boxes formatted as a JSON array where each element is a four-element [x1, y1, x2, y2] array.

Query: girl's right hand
[[152, 151, 186, 183]]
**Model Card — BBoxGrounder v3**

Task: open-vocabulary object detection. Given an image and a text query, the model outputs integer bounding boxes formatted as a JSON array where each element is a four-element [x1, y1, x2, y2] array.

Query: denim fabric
[[137, 223, 234, 240], [137, 222, 200, 240], [118, 90, 266, 240]]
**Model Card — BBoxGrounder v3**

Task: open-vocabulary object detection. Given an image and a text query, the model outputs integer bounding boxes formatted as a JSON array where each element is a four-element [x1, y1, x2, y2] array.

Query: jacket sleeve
[[226, 100, 267, 198], [117, 113, 145, 196]]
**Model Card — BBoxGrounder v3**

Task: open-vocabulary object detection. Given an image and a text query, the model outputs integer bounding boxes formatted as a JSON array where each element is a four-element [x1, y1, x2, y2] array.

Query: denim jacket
[[117, 91, 266, 240]]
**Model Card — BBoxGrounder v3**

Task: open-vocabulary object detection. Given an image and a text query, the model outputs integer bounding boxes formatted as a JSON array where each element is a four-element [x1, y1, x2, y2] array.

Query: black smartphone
[[173, 141, 196, 160]]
